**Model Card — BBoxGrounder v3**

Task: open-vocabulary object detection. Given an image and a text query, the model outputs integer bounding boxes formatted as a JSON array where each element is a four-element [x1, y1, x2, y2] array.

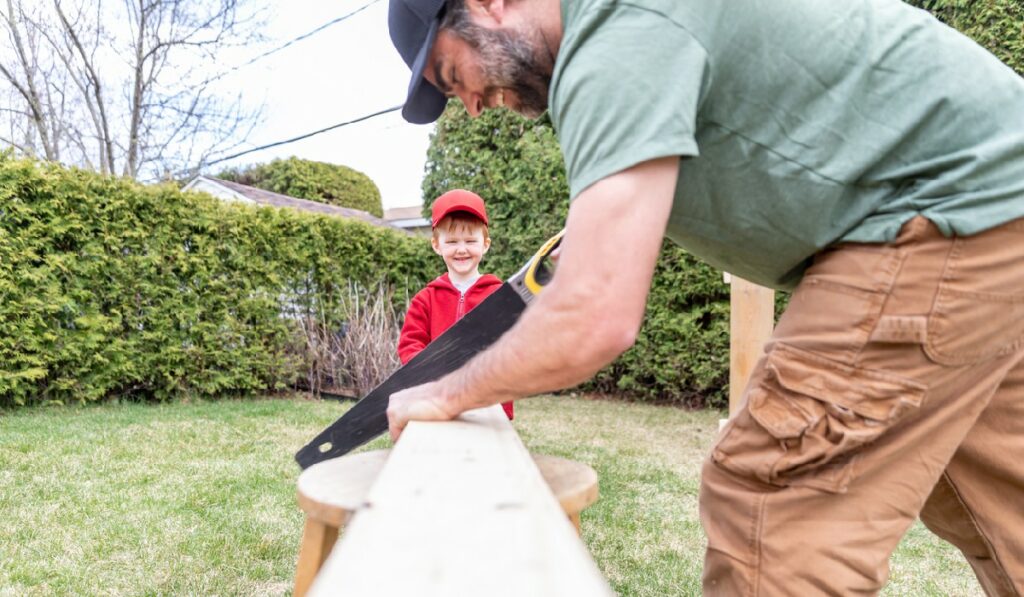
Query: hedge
[[423, 1, 1022, 408], [424, 106, 733, 407], [0, 155, 433, 408], [906, 0, 1023, 76], [219, 157, 385, 217]]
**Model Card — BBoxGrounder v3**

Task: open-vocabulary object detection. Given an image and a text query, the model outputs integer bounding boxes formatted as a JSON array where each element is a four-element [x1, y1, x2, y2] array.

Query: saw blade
[[294, 283, 527, 469]]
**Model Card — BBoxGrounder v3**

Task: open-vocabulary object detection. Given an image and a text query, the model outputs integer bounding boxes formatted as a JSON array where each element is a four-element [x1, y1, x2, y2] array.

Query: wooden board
[[308, 405, 612, 596]]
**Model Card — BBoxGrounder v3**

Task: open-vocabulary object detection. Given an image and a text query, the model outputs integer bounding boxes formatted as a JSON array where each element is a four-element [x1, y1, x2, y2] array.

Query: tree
[[423, 103, 731, 407], [420, 2, 1023, 407], [219, 157, 384, 217], [423, 104, 568, 277], [0, 0, 264, 180], [905, 0, 1023, 76]]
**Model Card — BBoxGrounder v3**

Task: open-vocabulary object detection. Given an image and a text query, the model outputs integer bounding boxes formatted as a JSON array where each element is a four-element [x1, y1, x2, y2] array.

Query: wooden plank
[[728, 276, 775, 415], [309, 405, 612, 596]]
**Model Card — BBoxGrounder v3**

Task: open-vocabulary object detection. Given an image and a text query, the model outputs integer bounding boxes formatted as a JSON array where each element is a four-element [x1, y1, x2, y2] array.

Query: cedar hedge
[[422, 0, 1021, 408], [2, 2, 1015, 410], [424, 106, 733, 407], [219, 157, 385, 217], [0, 155, 433, 408], [906, 0, 1023, 77]]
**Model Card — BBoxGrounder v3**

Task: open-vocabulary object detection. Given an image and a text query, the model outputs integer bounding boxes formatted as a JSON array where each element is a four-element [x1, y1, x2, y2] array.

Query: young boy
[[397, 189, 514, 419]]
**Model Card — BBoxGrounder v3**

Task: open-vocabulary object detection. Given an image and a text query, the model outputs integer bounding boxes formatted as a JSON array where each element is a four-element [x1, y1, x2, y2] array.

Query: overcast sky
[[217, 0, 433, 211]]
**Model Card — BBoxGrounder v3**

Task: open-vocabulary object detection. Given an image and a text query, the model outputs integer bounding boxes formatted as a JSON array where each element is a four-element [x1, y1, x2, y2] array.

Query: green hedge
[[424, 106, 732, 407], [423, 3, 1021, 407], [219, 157, 385, 217], [0, 156, 433, 407], [906, 0, 1023, 76]]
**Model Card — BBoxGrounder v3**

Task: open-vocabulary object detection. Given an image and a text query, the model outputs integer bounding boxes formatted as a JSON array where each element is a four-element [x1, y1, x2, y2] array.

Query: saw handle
[[523, 230, 564, 294], [509, 229, 565, 301]]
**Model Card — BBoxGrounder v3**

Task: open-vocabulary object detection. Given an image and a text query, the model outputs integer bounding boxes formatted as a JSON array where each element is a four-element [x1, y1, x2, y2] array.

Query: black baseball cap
[[388, 0, 449, 124]]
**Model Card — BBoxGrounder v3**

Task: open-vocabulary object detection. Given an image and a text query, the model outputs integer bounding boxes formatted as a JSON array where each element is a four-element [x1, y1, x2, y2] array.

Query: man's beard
[[457, 22, 551, 118]]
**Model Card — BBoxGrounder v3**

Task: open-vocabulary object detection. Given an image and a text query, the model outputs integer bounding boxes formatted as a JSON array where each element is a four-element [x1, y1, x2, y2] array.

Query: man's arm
[[387, 157, 679, 439]]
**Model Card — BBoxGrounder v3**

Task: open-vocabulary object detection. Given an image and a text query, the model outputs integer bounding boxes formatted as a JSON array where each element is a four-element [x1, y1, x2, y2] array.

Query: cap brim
[[402, 19, 448, 124], [433, 206, 488, 227]]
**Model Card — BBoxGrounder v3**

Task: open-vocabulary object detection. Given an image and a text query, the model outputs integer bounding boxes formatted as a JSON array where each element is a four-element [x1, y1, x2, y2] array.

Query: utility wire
[[240, 0, 382, 71], [192, 0, 383, 90], [201, 103, 404, 168], [177, 0, 399, 177]]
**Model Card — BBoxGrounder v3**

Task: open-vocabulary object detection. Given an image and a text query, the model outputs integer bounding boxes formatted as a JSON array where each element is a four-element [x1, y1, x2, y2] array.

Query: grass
[[0, 395, 981, 596]]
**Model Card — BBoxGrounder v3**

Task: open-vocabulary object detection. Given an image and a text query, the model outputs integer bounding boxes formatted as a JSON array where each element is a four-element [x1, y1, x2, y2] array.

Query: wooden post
[[308, 405, 612, 596], [727, 274, 775, 417]]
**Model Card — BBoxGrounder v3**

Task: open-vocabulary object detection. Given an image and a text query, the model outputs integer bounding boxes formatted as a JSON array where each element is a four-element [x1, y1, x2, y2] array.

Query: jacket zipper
[[456, 291, 466, 320]]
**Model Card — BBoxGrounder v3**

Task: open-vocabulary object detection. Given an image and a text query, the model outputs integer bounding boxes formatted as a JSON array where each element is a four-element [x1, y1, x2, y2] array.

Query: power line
[[202, 103, 404, 168], [240, 0, 383, 71], [177, 0, 400, 176], [194, 0, 383, 89]]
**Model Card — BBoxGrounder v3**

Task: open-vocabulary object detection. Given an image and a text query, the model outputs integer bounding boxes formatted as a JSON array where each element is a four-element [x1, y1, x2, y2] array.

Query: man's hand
[[387, 381, 457, 441]]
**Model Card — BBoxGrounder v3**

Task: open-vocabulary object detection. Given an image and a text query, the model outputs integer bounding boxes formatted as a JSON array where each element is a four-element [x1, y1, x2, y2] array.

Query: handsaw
[[294, 230, 564, 469]]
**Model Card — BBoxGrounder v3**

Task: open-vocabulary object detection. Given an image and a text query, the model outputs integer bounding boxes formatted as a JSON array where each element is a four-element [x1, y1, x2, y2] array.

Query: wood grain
[[308, 405, 611, 596]]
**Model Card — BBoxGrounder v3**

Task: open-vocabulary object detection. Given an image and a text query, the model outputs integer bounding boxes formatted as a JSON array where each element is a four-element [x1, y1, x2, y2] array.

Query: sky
[[217, 0, 434, 211]]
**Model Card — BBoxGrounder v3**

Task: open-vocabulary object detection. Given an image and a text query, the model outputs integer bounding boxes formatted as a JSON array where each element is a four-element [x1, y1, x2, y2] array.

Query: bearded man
[[386, 0, 1024, 593]]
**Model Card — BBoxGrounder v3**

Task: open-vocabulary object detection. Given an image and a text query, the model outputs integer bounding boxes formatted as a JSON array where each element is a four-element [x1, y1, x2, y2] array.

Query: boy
[[397, 189, 513, 419]]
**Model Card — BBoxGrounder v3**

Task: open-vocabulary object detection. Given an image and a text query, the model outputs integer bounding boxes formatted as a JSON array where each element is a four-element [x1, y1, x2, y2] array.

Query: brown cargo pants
[[701, 216, 1024, 595]]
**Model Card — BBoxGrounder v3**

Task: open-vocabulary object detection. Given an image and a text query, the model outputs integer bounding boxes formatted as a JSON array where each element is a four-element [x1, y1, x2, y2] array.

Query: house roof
[[384, 205, 431, 232], [183, 176, 408, 234], [384, 206, 427, 221]]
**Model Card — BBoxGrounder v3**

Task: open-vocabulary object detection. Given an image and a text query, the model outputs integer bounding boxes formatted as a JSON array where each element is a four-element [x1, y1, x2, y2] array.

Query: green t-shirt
[[550, 0, 1024, 289]]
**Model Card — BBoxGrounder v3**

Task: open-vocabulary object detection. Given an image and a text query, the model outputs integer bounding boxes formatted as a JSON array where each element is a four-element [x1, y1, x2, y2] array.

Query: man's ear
[[431, 236, 442, 255], [465, 0, 505, 25]]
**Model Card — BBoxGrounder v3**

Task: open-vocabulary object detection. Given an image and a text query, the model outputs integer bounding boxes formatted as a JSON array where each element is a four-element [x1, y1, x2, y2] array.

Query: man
[[386, 0, 1024, 593]]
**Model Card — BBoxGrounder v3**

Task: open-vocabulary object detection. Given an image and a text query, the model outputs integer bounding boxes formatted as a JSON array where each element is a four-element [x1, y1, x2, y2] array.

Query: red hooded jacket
[[398, 273, 514, 419]]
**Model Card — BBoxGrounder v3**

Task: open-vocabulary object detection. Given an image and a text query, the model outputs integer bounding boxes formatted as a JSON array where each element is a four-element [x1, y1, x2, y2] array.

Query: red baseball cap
[[431, 189, 489, 227]]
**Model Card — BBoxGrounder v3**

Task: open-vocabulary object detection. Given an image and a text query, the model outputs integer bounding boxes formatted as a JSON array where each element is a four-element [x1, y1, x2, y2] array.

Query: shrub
[[906, 0, 1023, 76], [424, 105, 732, 407], [421, 0, 1022, 407], [219, 157, 384, 217], [0, 155, 433, 408], [292, 282, 404, 398]]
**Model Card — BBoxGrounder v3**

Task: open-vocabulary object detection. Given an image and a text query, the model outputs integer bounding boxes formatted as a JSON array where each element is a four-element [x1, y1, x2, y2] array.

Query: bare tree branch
[[53, 0, 115, 173], [0, 133, 30, 153], [0, 0, 263, 179], [1, 0, 57, 159], [30, 15, 108, 169]]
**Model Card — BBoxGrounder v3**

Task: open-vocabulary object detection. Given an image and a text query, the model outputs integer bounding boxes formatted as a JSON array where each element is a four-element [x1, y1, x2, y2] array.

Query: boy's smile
[[432, 226, 491, 284]]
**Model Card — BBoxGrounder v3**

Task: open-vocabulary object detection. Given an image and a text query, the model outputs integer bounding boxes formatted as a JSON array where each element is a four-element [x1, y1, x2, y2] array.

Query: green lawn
[[0, 396, 981, 596]]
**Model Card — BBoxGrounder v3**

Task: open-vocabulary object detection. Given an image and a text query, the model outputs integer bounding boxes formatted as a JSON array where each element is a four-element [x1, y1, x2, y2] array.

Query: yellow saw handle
[[509, 229, 565, 302]]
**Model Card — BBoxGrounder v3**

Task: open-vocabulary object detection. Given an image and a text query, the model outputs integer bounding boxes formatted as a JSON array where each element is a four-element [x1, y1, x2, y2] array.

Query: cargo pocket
[[925, 228, 1024, 366], [712, 343, 927, 493], [773, 244, 904, 366]]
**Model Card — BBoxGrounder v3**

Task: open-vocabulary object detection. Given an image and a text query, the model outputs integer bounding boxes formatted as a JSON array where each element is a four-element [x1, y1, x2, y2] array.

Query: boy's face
[[432, 223, 490, 278]]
